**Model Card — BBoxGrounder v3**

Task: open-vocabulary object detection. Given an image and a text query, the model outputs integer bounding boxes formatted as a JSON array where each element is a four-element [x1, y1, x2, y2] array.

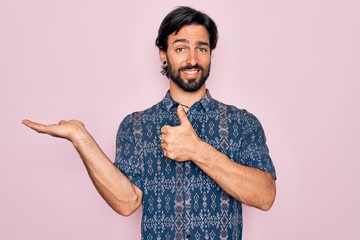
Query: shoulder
[[211, 98, 264, 132], [212, 99, 257, 120]]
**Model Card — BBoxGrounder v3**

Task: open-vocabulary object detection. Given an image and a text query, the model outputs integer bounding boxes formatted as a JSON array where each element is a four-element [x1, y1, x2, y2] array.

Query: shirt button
[[186, 234, 191, 239]]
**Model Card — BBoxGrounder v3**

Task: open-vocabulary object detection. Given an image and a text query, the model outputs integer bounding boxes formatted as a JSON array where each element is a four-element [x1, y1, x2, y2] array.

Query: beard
[[167, 59, 211, 92]]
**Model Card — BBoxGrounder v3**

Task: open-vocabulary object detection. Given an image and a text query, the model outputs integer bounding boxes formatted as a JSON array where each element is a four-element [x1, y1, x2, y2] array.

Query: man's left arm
[[192, 141, 276, 211], [160, 105, 276, 211]]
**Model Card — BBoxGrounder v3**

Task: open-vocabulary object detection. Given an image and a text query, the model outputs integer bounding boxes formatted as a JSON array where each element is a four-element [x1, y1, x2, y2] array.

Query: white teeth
[[184, 70, 198, 74]]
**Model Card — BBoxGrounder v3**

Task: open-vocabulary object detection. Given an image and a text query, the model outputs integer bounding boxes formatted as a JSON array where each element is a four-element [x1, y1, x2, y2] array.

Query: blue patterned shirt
[[115, 90, 276, 240]]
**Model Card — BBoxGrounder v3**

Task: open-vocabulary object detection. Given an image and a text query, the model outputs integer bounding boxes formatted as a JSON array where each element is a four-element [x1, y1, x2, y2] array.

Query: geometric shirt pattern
[[115, 90, 276, 240]]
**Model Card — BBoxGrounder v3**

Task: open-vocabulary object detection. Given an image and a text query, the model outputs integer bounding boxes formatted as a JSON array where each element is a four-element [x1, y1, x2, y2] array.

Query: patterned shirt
[[115, 90, 276, 240]]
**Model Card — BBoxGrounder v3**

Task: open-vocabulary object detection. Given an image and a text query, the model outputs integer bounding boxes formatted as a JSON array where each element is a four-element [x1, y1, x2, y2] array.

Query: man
[[23, 6, 276, 239]]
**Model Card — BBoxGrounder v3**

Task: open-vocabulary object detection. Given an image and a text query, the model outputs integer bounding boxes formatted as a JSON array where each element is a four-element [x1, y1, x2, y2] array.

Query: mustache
[[179, 64, 204, 71]]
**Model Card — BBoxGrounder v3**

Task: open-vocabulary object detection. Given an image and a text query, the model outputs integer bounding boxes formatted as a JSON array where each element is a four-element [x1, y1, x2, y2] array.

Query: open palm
[[22, 119, 86, 142]]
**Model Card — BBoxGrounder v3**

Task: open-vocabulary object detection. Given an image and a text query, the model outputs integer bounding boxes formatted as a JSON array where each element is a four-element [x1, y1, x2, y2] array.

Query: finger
[[58, 120, 68, 125], [160, 136, 168, 146], [177, 105, 191, 126], [161, 143, 169, 157], [160, 125, 170, 134], [22, 119, 50, 134], [159, 134, 164, 145], [22, 119, 63, 138]]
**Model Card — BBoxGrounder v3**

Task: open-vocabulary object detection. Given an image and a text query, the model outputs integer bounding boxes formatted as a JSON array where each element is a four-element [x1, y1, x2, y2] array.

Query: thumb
[[177, 105, 191, 126]]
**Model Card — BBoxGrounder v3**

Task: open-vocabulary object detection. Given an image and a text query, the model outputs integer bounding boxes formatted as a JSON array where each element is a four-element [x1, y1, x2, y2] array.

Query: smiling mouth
[[182, 69, 200, 75]]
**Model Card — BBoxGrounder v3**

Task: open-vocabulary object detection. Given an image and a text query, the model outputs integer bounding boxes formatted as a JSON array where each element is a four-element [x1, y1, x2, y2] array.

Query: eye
[[176, 48, 186, 53], [197, 47, 209, 53]]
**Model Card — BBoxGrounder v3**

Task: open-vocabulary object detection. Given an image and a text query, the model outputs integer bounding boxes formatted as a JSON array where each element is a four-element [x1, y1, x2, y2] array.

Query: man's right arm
[[22, 119, 143, 216]]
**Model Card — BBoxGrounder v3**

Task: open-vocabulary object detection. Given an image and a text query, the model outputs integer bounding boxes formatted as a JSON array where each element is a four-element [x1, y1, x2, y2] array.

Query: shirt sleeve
[[237, 111, 277, 180], [114, 114, 144, 190]]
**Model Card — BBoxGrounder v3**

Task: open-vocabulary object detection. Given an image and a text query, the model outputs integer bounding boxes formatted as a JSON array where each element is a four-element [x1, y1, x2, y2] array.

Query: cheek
[[199, 54, 211, 65], [167, 55, 183, 68], [201, 58, 211, 70]]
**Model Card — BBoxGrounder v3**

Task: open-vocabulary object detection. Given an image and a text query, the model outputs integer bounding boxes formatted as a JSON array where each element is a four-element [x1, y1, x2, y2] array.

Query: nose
[[185, 49, 198, 66]]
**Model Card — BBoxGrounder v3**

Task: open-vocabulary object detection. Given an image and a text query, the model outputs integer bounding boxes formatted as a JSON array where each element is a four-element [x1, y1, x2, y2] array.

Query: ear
[[159, 49, 166, 63]]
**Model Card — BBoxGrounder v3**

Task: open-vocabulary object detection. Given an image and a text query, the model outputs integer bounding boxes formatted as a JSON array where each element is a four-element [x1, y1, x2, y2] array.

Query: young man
[[23, 6, 276, 239]]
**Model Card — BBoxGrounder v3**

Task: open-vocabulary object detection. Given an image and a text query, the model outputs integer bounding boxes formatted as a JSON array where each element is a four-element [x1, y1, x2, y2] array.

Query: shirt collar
[[161, 89, 214, 112]]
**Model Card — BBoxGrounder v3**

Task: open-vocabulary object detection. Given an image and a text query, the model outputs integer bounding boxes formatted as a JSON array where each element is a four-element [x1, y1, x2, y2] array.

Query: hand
[[22, 119, 87, 143], [160, 105, 201, 162]]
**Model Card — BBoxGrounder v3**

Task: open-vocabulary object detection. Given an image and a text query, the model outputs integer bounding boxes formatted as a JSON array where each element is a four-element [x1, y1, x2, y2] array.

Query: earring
[[161, 60, 168, 75]]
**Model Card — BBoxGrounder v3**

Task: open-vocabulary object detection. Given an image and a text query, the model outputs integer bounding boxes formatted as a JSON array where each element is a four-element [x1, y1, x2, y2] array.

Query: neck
[[169, 81, 206, 108]]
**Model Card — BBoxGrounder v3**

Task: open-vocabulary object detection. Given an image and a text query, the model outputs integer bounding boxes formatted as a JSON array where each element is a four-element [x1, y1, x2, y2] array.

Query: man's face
[[164, 24, 211, 92]]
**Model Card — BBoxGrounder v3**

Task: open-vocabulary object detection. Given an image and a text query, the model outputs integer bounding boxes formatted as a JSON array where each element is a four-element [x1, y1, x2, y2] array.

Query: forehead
[[168, 24, 210, 44]]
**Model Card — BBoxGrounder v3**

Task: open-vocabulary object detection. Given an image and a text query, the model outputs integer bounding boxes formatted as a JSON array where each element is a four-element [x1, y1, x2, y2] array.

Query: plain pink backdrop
[[1, 0, 359, 239]]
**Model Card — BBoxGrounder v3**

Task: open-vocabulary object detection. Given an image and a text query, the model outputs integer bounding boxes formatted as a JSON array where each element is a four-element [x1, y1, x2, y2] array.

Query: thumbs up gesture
[[160, 105, 202, 162]]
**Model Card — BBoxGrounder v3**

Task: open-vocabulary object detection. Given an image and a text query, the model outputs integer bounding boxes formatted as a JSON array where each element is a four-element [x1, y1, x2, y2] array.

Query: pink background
[[1, 0, 359, 239]]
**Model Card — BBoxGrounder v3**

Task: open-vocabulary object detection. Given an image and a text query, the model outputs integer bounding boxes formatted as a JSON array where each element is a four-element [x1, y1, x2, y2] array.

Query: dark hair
[[155, 6, 218, 52]]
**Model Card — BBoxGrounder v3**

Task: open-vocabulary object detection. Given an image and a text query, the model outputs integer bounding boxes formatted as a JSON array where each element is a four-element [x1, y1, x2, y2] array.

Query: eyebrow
[[172, 38, 210, 47]]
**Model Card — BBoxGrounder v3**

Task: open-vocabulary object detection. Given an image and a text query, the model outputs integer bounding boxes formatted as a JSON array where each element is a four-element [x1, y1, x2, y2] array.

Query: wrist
[[192, 139, 209, 164], [71, 125, 93, 149]]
